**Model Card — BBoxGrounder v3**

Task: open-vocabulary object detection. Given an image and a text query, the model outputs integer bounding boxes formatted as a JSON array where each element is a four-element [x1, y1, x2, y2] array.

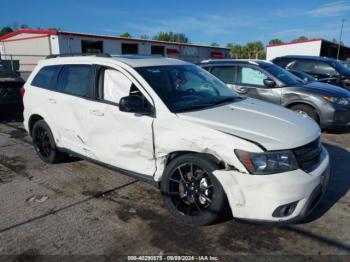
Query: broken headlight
[[235, 149, 298, 175]]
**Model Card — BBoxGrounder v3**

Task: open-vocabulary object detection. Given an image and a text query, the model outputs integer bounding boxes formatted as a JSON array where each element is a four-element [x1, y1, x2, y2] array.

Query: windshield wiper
[[212, 96, 241, 106]]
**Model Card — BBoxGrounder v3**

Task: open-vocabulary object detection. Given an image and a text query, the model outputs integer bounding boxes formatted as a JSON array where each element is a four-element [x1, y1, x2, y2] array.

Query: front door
[[235, 65, 282, 105], [81, 66, 156, 176]]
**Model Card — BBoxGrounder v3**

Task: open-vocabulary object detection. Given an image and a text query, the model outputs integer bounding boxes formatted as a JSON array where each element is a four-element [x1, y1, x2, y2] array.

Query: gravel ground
[[0, 110, 349, 261]]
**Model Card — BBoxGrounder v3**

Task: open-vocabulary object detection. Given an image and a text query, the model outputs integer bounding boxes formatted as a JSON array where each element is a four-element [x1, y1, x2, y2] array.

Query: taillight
[[20, 87, 25, 97]]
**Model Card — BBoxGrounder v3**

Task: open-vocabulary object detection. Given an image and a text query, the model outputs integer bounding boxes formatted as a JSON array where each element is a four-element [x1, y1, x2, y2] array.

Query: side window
[[103, 69, 132, 103], [211, 66, 235, 84], [57, 65, 93, 97], [31, 65, 61, 89], [290, 60, 315, 72], [314, 62, 337, 75], [239, 66, 268, 86]]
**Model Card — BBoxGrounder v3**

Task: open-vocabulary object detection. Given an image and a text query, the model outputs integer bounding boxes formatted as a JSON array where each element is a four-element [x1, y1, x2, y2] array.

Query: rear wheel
[[291, 104, 319, 123], [32, 120, 66, 163], [161, 154, 227, 226]]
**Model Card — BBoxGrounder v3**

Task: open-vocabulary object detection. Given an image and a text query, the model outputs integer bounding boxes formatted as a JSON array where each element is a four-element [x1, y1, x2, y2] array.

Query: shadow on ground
[[302, 143, 350, 223], [0, 105, 23, 123]]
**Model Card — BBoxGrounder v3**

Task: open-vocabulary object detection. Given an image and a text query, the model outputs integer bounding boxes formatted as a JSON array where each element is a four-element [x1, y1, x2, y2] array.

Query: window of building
[[31, 65, 61, 89], [121, 43, 138, 54], [57, 65, 93, 97], [81, 40, 103, 53], [151, 45, 165, 56]]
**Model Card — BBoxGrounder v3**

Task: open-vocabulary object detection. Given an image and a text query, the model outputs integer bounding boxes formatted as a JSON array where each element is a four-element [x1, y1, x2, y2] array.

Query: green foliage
[[269, 38, 283, 45], [227, 41, 266, 59], [140, 34, 149, 39], [153, 32, 190, 43], [120, 32, 131, 38], [292, 36, 308, 42], [210, 42, 220, 47], [0, 26, 13, 36]]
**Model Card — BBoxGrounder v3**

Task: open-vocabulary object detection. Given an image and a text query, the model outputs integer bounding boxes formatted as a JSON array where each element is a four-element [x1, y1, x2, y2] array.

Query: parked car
[[0, 63, 25, 110], [272, 55, 350, 90], [341, 60, 350, 69], [23, 55, 330, 225], [287, 69, 338, 85], [199, 59, 350, 130]]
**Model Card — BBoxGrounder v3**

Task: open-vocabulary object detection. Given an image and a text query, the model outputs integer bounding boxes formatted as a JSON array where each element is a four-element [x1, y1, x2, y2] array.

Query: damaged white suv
[[23, 55, 330, 225]]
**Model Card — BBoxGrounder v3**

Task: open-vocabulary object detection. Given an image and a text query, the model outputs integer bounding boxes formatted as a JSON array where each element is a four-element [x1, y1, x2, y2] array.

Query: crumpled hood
[[302, 81, 350, 97], [177, 98, 320, 151]]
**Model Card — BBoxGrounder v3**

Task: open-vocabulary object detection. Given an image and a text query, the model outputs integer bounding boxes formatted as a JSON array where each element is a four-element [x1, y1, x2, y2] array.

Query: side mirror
[[263, 78, 276, 88], [119, 95, 153, 115]]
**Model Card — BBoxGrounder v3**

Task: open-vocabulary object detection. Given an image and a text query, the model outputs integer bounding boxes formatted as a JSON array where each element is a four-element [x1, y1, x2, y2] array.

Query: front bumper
[[213, 146, 330, 223], [320, 103, 350, 129]]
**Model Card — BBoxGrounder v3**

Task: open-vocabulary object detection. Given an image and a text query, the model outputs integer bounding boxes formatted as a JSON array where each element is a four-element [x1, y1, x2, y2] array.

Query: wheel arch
[[285, 101, 321, 122], [28, 114, 44, 136], [165, 151, 227, 170]]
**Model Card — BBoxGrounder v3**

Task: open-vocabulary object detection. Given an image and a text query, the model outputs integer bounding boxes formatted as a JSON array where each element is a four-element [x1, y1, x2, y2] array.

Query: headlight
[[323, 96, 350, 106], [235, 149, 298, 175]]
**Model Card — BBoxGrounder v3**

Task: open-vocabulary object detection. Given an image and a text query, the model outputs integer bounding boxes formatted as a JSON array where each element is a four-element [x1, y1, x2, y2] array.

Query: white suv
[[23, 55, 330, 225]]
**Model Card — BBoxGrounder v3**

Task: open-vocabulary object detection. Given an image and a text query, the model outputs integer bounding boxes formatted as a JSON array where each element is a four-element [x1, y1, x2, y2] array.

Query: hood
[[177, 98, 320, 151], [302, 81, 350, 97]]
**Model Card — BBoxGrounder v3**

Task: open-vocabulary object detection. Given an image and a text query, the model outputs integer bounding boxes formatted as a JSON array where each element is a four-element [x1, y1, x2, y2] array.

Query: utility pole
[[337, 19, 345, 60]]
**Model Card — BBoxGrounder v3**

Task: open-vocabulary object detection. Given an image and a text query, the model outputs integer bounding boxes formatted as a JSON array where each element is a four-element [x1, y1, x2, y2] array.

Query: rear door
[[54, 64, 95, 153], [209, 66, 237, 90], [235, 65, 281, 105]]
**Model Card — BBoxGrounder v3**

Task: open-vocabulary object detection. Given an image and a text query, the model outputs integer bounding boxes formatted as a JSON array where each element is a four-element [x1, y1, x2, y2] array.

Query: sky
[[0, 0, 349, 46]]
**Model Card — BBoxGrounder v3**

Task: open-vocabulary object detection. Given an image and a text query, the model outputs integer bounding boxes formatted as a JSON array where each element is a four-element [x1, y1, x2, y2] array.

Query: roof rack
[[46, 53, 111, 59]]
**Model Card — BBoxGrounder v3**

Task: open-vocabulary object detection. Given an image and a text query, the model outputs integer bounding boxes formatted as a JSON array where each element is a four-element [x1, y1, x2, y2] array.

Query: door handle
[[235, 86, 248, 93], [47, 98, 57, 104], [89, 109, 104, 116]]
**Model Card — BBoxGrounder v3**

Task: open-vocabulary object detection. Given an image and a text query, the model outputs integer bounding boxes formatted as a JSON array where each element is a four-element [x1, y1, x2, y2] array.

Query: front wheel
[[161, 154, 227, 226], [291, 104, 319, 123]]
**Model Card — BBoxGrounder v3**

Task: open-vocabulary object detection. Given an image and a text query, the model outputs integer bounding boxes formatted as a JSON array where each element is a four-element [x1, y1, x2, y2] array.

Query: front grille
[[293, 138, 321, 172]]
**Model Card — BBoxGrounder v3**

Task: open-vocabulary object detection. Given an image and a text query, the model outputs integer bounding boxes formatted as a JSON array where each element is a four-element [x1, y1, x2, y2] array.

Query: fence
[[0, 54, 47, 80]]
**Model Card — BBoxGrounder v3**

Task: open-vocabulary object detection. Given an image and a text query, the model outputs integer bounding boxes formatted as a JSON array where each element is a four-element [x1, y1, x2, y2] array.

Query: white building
[[0, 29, 230, 78], [266, 38, 350, 61]]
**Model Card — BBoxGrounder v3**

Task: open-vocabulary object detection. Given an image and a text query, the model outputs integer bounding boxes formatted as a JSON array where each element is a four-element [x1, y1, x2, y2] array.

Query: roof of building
[[267, 38, 350, 49], [0, 29, 229, 50], [41, 55, 190, 68]]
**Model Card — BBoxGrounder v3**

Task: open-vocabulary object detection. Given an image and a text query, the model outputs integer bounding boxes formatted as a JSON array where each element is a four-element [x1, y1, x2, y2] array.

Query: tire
[[291, 104, 319, 123], [32, 120, 66, 163], [161, 154, 227, 226]]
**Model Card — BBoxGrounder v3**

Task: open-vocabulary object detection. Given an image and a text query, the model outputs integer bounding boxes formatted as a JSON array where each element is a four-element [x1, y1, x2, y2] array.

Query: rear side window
[[211, 66, 236, 84], [290, 60, 315, 72], [31, 65, 61, 89], [57, 65, 93, 97]]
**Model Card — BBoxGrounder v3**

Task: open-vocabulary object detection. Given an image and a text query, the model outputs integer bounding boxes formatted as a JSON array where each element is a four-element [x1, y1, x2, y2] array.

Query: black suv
[[199, 59, 350, 130], [0, 63, 24, 109], [272, 55, 350, 90]]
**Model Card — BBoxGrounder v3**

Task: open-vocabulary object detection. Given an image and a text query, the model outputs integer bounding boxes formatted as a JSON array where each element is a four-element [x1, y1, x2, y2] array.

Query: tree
[[269, 38, 283, 45], [211, 42, 220, 47], [292, 36, 308, 42], [227, 43, 243, 58], [0, 26, 13, 36], [153, 32, 190, 43], [332, 38, 344, 45], [20, 24, 29, 29], [140, 34, 149, 39], [120, 32, 131, 38]]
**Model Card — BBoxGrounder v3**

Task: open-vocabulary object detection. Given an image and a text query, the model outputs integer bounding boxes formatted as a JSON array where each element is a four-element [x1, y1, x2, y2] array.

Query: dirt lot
[[0, 110, 349, 260]]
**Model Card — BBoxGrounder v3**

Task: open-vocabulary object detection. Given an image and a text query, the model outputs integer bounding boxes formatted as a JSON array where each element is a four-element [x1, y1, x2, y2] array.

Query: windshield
[[289, 70, 316, 83], [261, 64, 304, 86], [136, 65, 240, 112]]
